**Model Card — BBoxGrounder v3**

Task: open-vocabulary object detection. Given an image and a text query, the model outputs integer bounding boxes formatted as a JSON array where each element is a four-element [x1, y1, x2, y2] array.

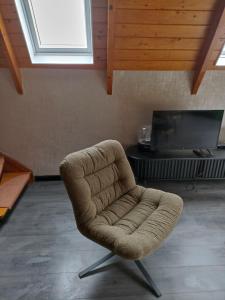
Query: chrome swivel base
[[79, 252, 162, 298]]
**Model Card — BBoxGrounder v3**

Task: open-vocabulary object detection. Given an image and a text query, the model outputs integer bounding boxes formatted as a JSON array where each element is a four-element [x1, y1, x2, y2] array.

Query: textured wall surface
[[0, 69, 225, 175]]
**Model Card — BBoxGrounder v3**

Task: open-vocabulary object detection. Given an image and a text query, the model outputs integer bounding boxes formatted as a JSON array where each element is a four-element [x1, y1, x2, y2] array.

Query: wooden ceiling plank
[[0, 13, 23, 94], [115, 24, 211, 39], [192, 3, 225, 95], [115, 10, 214, 26], [115, 0, 218, 11]]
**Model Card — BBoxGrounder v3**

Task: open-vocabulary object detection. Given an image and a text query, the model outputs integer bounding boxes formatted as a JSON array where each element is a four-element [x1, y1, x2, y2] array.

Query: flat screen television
[[151, 110, 224, 150]]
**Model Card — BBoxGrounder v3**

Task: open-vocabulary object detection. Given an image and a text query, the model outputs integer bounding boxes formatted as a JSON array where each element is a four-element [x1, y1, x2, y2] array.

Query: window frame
[[19, 0, 93, 57], [216, 44, 225, 66]]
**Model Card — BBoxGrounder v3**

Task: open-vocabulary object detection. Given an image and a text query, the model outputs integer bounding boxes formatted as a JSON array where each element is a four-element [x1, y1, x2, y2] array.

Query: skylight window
[[15, 0, 93, 64], [216, 44, 225, 66]]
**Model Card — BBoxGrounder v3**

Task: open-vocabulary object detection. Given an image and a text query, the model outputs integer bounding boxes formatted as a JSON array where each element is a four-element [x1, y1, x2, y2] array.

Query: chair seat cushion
[[83, 186, 183, 260]]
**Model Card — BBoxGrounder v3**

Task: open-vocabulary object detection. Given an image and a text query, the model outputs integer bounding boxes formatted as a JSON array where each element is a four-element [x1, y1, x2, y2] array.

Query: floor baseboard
[[35, 175, 61, 181]]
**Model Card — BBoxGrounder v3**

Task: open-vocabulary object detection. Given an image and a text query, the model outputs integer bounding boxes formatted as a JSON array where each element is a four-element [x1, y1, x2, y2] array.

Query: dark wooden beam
[[0, 13, 23, 94], [192, 2, 225, 95], [107, 0, 115, 95]]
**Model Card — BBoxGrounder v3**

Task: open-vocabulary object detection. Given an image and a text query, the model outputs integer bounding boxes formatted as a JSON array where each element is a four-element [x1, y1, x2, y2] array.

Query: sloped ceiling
[[0, 0, 225, 95], [107, 0, 225, 94]]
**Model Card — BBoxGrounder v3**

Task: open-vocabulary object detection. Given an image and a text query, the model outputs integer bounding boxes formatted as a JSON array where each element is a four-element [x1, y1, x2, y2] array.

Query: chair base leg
[[134, 260, 162, 298], [79, 252, 162, 298], [79, 252, 115, 278]]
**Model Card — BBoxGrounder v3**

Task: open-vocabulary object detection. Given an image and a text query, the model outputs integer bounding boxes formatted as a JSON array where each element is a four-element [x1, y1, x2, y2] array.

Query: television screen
[[151, 110, 224, 150]]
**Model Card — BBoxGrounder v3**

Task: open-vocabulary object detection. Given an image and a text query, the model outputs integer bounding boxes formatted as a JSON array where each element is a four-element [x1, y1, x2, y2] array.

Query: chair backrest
[[60, 140, 136, 228]]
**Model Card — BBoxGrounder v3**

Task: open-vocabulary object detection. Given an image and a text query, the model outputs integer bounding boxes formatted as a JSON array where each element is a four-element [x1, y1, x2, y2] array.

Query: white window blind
[[15, 0, 93, 64]]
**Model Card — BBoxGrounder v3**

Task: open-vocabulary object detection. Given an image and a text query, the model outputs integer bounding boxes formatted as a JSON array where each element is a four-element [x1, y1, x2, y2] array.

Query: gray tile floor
[[0, 180, 225, 300]]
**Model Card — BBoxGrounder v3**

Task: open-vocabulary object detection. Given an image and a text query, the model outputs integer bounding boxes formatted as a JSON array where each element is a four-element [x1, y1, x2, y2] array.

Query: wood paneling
[[115, 0, 219, 11], [1, 0, 225, 95], [113, 60, 195, 71], [92, 0, 107, 8], [115, 37, 225, 51], [0, 4, 18, 18], [0, 0, 108, 69], [192, 4, 225, 94], [115, 10, 214, 25], [115, 24, 211, 39], [115, 37, 205, 50], [113, 49, 214, 61], [107, 0, 225, 94]]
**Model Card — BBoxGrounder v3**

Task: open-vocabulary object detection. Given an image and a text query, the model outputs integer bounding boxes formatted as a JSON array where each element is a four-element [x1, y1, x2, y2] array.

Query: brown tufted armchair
[[60, 140, 183, 297]]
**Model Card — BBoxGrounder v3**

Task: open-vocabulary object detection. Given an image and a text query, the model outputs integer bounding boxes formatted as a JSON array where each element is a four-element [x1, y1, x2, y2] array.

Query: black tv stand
[[127, 145, 225, 181], [193, 149, 213, 158]]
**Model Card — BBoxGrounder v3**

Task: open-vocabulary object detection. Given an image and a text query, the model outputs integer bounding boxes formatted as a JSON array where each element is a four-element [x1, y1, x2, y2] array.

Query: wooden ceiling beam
[[0, 13, 23, 94], [192, 2, 225, 95], [107, 0, 115, 95]]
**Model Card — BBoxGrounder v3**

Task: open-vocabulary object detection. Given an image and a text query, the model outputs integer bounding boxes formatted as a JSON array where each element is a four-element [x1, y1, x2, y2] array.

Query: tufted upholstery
[[60, 140, 183, 260]]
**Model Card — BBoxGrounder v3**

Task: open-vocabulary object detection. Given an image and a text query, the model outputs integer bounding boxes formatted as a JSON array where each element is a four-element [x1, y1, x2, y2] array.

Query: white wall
[[0, 69, 225, 175]]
